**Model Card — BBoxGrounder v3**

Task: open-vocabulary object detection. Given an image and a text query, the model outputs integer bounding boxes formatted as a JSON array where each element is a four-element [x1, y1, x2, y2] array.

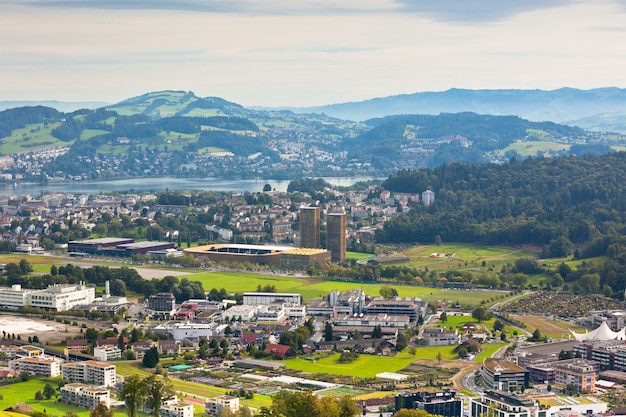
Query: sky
[[1, 0, 626, 107]]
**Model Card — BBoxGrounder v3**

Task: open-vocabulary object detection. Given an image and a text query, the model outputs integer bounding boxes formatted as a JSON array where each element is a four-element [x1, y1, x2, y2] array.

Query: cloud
[[17, 0, 391, 15], [394, 0, 582, 23]]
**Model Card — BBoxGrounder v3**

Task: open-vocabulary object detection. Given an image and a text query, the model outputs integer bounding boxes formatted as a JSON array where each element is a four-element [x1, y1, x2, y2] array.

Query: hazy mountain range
[[5, 87, 626, 132]]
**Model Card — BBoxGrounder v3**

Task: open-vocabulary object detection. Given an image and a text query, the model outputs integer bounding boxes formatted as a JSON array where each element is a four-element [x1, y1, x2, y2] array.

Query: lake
[[0, 176, 380, 196]]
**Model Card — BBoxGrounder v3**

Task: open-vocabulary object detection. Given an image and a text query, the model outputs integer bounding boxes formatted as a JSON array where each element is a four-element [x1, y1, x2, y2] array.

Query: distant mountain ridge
[[0, 100, 109, 113], [285, 87, 626, 125]]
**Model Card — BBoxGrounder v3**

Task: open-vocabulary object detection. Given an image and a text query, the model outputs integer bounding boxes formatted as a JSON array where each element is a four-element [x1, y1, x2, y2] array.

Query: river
[[0, 176, 380, 196]]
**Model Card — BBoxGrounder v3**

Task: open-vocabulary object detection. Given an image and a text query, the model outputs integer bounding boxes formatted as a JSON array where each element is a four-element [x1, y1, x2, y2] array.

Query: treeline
[[0, 106, 61, 138], [347, 112, 588, 168], [377, 153, 626, 253]]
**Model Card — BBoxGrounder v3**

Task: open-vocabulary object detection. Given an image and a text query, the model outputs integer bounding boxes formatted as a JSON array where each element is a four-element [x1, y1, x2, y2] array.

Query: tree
[[471, 306, 492, 322], [35, 390, 44, 400], [372, 325, 383, 339], [439, 312, 448, 323], [324, 322, 334, 342], [119, 374, 147, 417], [493, 319, 505, 331], [90, 402, 114, 417], [144, 375, 176, 417], [436, 351, 442, 364], [408, 347, 417, 358], [530, 329, 543, 342], [392, 409, 431, 417], [43, 382, 56, 400], [142, 346, 160, 368], [263, 183, 272, 192], [379, 286, 398, 299]]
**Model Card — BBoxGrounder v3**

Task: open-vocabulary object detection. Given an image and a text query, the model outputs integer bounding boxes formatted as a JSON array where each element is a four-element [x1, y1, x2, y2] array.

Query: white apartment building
[[62, 360, 116, 387], [206, 395, 239, 416], [9, 356, 62, 377], [60, 383, 110, 409], [162, 402, 194, 417], [93, 345, 121, 362]]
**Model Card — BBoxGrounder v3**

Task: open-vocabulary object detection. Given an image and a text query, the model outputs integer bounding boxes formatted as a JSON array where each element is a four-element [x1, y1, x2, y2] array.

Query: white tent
[[571, 319, 626, 341]]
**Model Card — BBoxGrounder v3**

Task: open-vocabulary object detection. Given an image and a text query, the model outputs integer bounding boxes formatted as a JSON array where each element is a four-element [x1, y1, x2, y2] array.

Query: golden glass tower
[[326, 212, 346, 262], [299, 206, 320, 249]]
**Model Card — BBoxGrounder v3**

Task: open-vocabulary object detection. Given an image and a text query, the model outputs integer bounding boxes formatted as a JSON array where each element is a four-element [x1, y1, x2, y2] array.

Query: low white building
[[0, 283, 95, 311], [60, 383, 110, 409], [154, 322, 228, 341], [9, 356, 62, 377], [206, 395, 239, 417], [161, 402, 194, 417], [93, 345, 121, 362], [222, 305, 258, 322]]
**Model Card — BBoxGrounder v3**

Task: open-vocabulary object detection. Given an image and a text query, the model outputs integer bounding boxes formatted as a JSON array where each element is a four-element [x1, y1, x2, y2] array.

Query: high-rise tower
[[326, 212, 346, 262], [299, 206, 320, 249]]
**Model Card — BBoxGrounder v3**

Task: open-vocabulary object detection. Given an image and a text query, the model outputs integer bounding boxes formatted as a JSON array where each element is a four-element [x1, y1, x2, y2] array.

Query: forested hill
[[377, 152, 626, 256]]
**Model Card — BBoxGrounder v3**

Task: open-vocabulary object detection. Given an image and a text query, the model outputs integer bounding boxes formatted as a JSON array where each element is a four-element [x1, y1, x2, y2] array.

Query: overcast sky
[[1, 0, 626, 107]]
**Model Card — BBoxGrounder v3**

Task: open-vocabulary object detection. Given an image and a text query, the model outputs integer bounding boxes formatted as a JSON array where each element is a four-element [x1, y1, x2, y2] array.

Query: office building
[[481, 358, 529, 390], [326, 212, 346, 262], [148, 292, 176, 318], [299, 206, 320, 249], [395, 389, 462, 417]]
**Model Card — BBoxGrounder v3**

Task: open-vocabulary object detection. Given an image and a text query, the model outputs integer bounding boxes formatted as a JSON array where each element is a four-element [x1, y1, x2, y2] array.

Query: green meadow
[[185, 271, 505, 306], [0, 378, 127, 417], [283, 352, 416, 378]]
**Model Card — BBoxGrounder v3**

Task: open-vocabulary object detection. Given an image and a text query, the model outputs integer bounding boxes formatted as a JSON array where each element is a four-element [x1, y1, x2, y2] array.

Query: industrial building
[[184, 243, 330, 267], [0, 283, 95, 311], [67, 238, 175, 257]]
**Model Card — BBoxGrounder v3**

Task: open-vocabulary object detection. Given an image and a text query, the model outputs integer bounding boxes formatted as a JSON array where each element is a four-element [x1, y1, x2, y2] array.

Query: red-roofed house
[[264, 343, 295, 359]]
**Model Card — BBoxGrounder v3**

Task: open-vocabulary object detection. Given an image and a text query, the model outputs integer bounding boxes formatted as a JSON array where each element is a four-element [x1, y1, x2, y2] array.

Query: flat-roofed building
[[326, 212, 346, 262], [395, 389, 462, 417], [93, 345, 121, 362], [148, 292, 176, 319], [363, 298, 429, 323], [206, 395, 239, 417], [0, 283, 95, 311], [68, 237, 134, 254], [9, 356, 62, 377], [242, 292, 302, 306], [470, 391, 537, 417], [299, 206, 320, 249], [553, 359, 598, 393], [421, 328, 460, 346], [482, 358, 529, 390], [279, 248, 331, 268], [162, 402, 194, 417], [60, 383, 110, 409], [62, 360, 116, 387]]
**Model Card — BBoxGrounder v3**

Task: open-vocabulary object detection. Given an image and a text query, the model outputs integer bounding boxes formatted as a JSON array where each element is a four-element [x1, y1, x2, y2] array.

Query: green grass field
[[400, 243, 539, 273], [186, 271, 505, 306], [283, 352, 416, 378], [0, 378, 128, 417], [0, 123, 68, 154]]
